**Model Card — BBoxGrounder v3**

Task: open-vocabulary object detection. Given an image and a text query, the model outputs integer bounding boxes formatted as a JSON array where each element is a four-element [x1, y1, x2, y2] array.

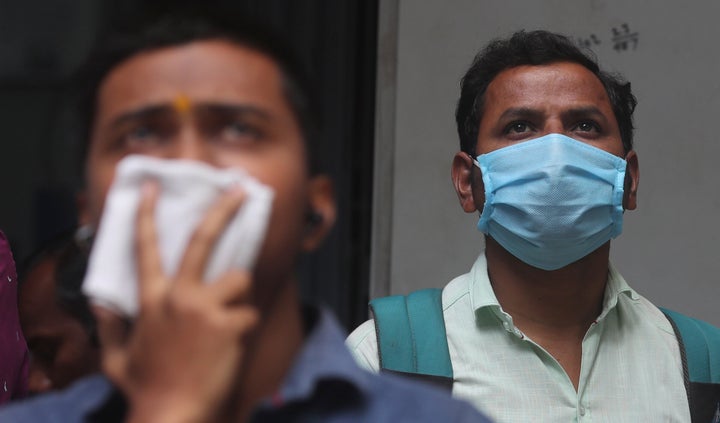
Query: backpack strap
[[369, 288, 453, 390], [661, 308, 720, 422]]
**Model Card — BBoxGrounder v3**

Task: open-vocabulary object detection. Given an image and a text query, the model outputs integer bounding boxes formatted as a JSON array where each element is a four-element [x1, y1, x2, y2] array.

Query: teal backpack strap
[[661, 308, 720, 422], [369, 288, 453, 390]]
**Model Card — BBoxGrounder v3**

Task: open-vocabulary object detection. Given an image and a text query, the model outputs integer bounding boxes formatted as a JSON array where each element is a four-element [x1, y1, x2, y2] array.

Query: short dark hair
[[75, 9, 319, 173], [456, 30, 637, 156]]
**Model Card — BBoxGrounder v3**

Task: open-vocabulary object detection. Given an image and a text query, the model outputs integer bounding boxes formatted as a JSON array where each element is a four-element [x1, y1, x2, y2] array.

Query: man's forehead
[[484, 62, 612, 112], [95, 40, 285, 122]]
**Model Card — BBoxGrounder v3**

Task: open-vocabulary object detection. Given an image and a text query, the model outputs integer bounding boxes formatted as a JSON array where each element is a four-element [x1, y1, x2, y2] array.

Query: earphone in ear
[[305, 210, 323, 226]]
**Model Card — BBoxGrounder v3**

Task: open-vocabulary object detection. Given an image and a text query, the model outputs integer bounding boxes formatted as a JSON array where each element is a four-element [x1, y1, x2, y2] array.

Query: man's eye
[[576, 121, 599, 132], [506, 122, 531, 134], [123, 126, 158, 146], [130, 126, 151, 137], [113, 124, 169, 152], [28, 341, 58, 366], [220, 121, 261, 142]]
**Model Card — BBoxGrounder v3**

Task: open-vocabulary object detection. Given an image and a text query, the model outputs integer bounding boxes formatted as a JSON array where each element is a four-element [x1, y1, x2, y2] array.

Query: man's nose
[[544, 119, 564, 135], [172, 127, 214, 164]]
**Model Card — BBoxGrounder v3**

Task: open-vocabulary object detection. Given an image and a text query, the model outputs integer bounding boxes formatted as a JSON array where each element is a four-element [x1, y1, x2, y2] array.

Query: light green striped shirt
[[347, 253, 690, 422]]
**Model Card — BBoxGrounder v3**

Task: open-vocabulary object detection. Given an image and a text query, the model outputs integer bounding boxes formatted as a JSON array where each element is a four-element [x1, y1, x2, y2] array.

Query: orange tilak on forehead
[[172, 94, 192, 114]]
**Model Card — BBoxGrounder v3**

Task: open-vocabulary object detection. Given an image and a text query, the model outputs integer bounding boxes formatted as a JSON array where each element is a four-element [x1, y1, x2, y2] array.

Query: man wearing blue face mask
[[348, 30, 720, 422]]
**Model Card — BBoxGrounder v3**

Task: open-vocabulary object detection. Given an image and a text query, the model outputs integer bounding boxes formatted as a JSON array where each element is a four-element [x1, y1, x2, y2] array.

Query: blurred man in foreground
[[0, 10, 489, 423]]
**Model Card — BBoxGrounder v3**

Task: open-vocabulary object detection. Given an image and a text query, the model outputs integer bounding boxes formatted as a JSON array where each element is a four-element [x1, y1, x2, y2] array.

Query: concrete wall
[[372, 0, 720, 326]]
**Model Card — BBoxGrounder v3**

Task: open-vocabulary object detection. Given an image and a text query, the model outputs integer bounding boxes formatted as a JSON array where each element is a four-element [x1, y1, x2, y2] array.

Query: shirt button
[[579, 406, 586, 416]]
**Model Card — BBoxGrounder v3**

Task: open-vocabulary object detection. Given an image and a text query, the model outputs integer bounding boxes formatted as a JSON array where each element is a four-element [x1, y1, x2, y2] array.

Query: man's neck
[[484, 237, 611, 389], [231, 278, 306, 421]]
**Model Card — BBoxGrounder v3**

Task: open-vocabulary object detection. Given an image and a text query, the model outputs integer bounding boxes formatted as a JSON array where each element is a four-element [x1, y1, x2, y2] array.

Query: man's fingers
[[136, 180, 165, 301], [177, 187, 245, 284], [94, 306, 129, 383], [208, 269, 253, 305], [223, 307, 261, 339]]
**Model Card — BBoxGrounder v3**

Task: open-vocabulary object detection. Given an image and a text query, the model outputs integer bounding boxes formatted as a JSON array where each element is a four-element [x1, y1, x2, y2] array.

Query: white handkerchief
[[82, 155, 274, 317]]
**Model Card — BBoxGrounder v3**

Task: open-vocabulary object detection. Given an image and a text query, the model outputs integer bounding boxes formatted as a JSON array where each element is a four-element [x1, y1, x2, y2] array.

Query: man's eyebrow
[[496, 106, 609, 121], [197, 103, 272, 121], [563, 106, 609, 121], [497, 107, 544, 121], [109, 105, 173, 129], [109, 102, 273, 129]]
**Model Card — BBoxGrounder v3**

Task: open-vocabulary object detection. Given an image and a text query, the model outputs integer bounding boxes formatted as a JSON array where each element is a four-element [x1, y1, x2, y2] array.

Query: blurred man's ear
[[74, 190, 97, 249], [76, 190, 91, 227], [301, 175, 336, 251]]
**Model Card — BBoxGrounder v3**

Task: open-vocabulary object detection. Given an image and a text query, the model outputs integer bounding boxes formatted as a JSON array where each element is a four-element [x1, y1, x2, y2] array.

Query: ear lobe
[[622, 150, 639, 210], [301, 175, 336, 252], [452, 152, 483, 213], [76, 190, 91, 227]]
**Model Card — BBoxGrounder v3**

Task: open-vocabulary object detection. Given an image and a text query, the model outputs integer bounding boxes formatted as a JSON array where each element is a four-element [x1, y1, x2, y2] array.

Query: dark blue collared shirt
[[0, 306, 491, 422]]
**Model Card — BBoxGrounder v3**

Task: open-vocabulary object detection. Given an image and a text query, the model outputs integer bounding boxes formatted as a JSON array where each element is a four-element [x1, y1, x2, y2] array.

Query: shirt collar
[[469, 252, 640, 326], [469, 253, 501, 312], [597, 262, 639, 320], [267, 305, 372, 404]]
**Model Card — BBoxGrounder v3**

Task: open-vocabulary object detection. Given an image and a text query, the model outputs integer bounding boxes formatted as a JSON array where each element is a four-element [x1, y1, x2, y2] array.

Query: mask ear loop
[[464, 152, 489, 227], [465, 152, 482, 170], [468, 151, 495, 232]]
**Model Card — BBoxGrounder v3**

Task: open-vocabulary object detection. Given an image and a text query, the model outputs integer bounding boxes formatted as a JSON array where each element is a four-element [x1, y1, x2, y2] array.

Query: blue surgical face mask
[[474, 133, 627, 271]]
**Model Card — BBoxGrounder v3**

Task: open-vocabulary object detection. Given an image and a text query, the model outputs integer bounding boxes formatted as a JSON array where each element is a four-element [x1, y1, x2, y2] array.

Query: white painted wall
[[372, 0, 720, 326]]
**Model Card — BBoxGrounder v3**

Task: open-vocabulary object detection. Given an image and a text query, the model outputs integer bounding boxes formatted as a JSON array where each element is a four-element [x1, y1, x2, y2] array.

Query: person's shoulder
[[346, 264, 473, 345], [345, 275, 470, 372], [625, 293, 720, 337], [346, 318, 375, 348], [0, 374, 112, 423], [360, 370, 492, 422], [657, 307, 720, 340], [345, 318, 380, 372]]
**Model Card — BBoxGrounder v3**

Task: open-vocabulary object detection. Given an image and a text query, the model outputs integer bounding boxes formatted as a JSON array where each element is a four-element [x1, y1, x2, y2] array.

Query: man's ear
[[301, 175, 336, 252], [623, 150, 639, 210], [75, 190, 91, 227], [452, 152, 482, 213]]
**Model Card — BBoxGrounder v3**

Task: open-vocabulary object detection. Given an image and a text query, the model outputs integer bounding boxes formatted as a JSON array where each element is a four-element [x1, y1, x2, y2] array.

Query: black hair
[[74, 8, 319, 173], [456, 30, 637, 156], [19, 229, 98, 346]]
